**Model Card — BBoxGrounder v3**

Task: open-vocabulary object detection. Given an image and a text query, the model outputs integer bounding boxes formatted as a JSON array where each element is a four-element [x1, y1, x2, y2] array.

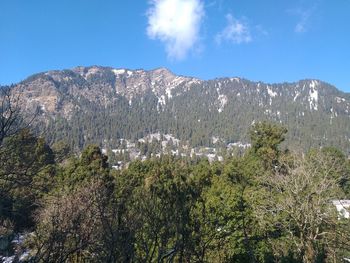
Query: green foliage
[[2, 122, 350, 262], [249, 121, 287, 167], [0, 129, 56, 230], [55, 144, 111, 191], [51, 140, 71, 163]]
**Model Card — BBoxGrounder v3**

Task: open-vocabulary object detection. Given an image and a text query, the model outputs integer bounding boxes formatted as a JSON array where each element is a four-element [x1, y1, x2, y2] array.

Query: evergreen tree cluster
[[12, 67, 350, 154], [1, 122, 349, 262]]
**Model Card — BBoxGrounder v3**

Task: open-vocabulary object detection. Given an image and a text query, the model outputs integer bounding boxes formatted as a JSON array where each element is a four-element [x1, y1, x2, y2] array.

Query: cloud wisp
[[146, 0, 205, 61], [215, 14, 252, 45], [295, 9, 312, 33], [289, 5, 317, 34]]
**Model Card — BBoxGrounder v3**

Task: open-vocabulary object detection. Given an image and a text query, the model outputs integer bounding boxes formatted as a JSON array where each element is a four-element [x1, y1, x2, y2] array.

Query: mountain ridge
[[4, 66, 350, 154], [19, 65, 347, 93]]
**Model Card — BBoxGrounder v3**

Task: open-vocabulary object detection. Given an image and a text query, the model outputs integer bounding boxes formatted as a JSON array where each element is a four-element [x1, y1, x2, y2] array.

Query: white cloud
[[289, 6, 316, 33], [215, 14, 252, 45], [146, 0, 205, 60], [294, 10, 311, 33]]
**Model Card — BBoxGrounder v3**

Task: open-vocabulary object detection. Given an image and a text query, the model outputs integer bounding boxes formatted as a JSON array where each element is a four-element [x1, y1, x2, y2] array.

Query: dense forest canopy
[[1, 88, 349, 262], [7, 66, 350, 154]]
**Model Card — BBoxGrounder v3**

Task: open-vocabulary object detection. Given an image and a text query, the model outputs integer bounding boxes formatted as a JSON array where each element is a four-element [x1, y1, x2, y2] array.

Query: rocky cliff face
[[14, 66, 199, 115], [8, 66, 350, 152]]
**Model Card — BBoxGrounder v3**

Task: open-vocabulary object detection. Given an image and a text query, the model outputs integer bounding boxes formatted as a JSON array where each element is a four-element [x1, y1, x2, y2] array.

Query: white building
[[332, 200, 350, 219]]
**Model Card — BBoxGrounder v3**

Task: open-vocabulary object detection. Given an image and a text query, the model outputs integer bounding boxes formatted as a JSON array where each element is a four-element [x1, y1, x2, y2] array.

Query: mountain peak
[[151, 67, 173, 75], [11, 66, 350, 153]]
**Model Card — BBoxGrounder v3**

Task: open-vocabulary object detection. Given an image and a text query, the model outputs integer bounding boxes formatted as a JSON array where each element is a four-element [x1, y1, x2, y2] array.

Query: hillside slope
[[9, 66, 350, 153]]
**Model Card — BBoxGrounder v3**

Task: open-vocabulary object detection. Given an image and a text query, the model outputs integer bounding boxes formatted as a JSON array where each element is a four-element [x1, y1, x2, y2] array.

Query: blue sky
[[0, 0, 349, 92]]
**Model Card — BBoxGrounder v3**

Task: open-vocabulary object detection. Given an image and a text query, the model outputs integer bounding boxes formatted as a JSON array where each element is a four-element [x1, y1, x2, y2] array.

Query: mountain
[[9, 66, 350, 154]]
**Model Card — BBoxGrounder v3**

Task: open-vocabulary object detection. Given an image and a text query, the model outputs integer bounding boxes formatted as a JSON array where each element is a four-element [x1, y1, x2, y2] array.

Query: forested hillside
[[1, 69, 350, 262], [7, 66, 350, 154], [1, 99, 349, 262], [0, 87, 350, 262]]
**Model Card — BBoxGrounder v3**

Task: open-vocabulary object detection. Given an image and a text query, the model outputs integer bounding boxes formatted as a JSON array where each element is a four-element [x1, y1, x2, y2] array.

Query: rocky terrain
[[6, 66, 350, 155]]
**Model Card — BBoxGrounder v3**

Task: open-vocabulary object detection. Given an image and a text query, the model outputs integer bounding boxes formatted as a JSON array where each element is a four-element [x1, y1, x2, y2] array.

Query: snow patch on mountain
[[309, 81, 319, 110], [310, 80, 318, 89], [216, 87, 228, 113], [166, 87, 172, 99], [330, 108, 338, 124], [217, 95, 228, 113], [157, 95, 167, 112], [335, 97, 346, 103], [171, 76, 186, 87], [266, 85, 277, 106], [158, 95, 166, 106], [267, 86, 277, 97], [230, 77, 240, 83], [294, 90, 300, 101], [112, 69, 126, 75], [73, 66, 101, 79]]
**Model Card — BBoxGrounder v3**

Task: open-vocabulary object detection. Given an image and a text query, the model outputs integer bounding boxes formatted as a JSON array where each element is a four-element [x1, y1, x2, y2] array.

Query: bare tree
[[30, 179, 134, 262], [0, 86, 21, 146], [0, 86, 40, 190], [256, 151, 350, 262], [0, 85, 38, 147]]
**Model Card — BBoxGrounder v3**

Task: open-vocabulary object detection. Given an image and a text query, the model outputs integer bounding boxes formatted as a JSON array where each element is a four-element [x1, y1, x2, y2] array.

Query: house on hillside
[[332, 200, 350, 219]]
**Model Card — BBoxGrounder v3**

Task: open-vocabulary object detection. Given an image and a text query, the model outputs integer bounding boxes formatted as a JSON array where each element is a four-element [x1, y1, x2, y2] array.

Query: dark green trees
[[1, 121, 349, 262], [0, 129, 55, 230], [249, 121, 287, 167]]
